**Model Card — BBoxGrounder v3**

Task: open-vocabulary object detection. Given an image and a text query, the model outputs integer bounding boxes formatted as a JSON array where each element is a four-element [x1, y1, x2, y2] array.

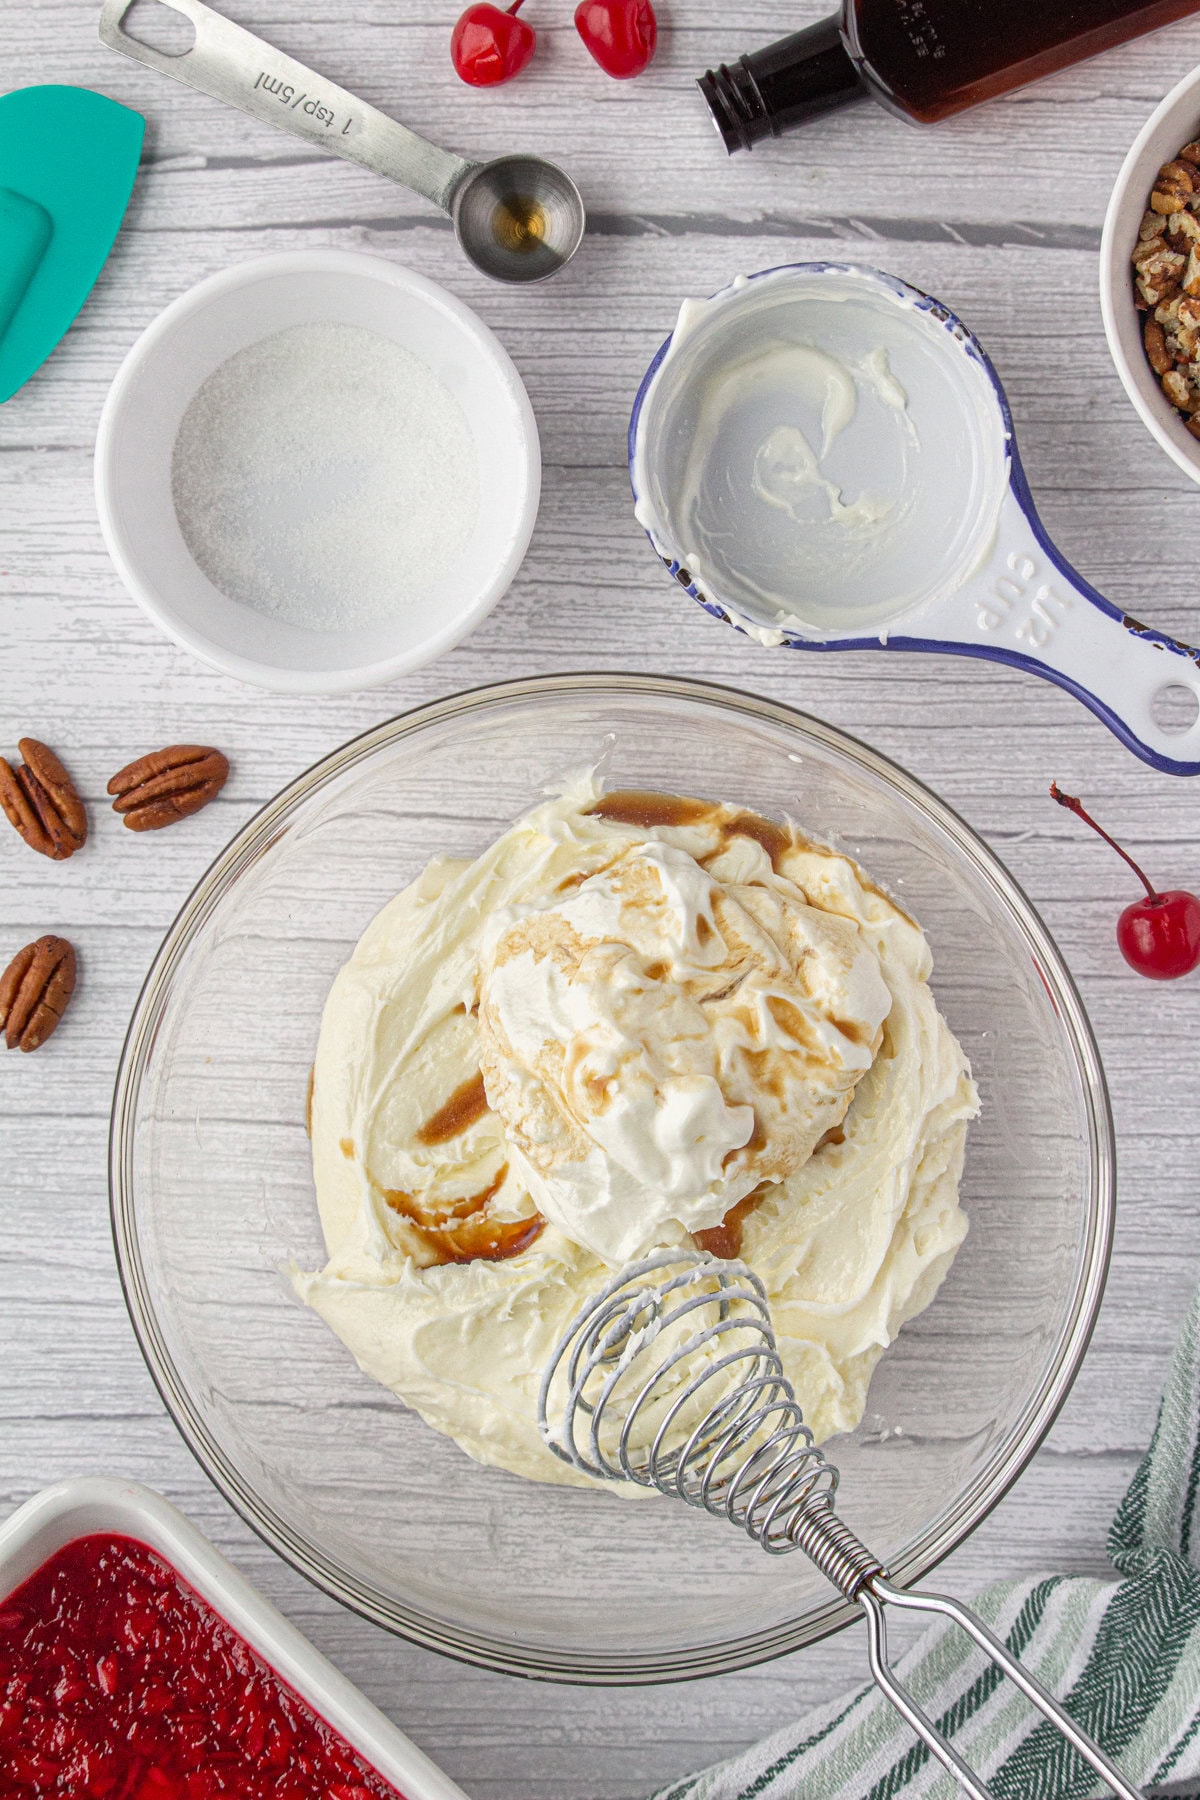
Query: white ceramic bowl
[[1101, 62, 1200, 482], [0, 1477, 467, 1800], [94, 250, 540, 694]]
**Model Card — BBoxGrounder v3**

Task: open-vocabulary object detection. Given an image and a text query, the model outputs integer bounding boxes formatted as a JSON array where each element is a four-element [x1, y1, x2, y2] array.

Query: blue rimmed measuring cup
[[629, 263, 1200, 776]]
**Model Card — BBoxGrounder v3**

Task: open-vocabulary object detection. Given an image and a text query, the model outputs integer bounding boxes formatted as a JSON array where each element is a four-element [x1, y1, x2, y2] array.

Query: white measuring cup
[[629, 263, 1200, 776]]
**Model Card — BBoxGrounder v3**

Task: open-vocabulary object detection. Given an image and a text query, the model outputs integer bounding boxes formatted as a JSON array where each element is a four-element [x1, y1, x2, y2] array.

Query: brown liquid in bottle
[[849, 0, 1200, 124], [700, 0, 1200, 151]]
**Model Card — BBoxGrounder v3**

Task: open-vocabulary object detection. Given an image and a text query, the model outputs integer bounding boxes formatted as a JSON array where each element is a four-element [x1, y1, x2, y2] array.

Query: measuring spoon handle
[[922, 486, 1200, 776], [99, 0, 474, 213]]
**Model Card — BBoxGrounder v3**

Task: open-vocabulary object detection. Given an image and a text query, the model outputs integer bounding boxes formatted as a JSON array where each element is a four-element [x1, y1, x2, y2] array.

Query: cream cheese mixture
[[293, 777, 977, 1489]]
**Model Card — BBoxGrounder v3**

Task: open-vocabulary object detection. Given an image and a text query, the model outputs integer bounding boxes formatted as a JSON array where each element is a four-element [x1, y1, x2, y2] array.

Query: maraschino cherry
[[574, 0, 657, 77], [451, 0, 536, 86], [1050, 783, 1200, 980]]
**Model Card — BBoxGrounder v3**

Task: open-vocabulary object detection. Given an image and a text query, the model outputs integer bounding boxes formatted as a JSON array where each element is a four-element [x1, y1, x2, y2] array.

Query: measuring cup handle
[[99, 0, 474, 212], [919, 485, 1200, 776]]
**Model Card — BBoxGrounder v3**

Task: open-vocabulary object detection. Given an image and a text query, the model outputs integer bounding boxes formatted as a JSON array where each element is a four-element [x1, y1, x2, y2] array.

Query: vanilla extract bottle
[[700, 0, 1200, 152]]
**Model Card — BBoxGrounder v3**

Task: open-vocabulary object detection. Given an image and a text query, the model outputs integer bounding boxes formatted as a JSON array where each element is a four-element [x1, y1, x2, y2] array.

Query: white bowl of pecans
[[1102, 63, 1200, 482]]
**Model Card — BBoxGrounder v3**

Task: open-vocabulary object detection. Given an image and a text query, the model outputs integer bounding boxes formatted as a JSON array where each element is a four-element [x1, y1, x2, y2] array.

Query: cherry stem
[[1050, 783, 1160, 903], [506, 1, 525, 13]]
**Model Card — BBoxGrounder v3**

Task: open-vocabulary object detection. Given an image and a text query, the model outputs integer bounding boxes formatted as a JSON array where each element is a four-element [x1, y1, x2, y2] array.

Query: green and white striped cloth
[[651, 1284, 1200, 1800]]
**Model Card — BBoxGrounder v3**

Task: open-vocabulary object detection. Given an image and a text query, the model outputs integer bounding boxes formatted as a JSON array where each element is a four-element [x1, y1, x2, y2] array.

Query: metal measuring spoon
[[100, 0, 585, 284]]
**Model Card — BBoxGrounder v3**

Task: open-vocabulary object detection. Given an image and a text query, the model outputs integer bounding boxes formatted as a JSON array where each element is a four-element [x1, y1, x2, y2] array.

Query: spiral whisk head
[[538, 1249, 839, 1553]]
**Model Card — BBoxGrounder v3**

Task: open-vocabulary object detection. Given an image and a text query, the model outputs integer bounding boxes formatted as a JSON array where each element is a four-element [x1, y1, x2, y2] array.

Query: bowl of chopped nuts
[[1102, 63, 1200, 482]]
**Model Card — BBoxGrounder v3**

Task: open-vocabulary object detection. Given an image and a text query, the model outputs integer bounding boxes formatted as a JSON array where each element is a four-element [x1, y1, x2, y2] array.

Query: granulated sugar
[[171, 322, 480, 632]]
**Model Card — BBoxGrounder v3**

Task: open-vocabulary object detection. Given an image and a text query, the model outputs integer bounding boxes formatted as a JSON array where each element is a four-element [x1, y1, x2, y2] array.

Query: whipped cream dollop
[[477, 838, 890, 1264], [293, 777, 978, 1488]]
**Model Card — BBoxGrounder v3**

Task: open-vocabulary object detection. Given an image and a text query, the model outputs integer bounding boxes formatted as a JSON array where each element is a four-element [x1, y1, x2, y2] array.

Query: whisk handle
[[862, 1576, 1145, 1800], [783, 1505, 993, 1796], [787, 1505, 1143, 1797], [858, 1586, 996, 1800]]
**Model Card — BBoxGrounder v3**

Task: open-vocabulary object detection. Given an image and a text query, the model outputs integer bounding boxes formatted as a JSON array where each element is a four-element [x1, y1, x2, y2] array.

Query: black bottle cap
[[698, 14, 864, 154]]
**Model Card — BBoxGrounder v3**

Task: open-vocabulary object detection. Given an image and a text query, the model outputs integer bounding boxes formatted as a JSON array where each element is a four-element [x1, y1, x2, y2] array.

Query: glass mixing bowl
[[110, 674, 1114, 1682]]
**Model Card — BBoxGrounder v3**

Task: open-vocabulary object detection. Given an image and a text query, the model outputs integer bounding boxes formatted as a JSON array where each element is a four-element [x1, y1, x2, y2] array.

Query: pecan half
[[1153, 161, 1197, 213], [0, 738, 87, 860], [108, 745, 229, 831], [1134, 240, 1186, 307], [0, 936, 77, 1052], [1164, 368, 1193, 409], [1145, 318, 1174, 374]]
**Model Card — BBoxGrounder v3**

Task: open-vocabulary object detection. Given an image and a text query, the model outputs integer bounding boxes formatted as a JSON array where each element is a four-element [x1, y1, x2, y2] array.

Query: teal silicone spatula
[[0, 86, 144, 402]]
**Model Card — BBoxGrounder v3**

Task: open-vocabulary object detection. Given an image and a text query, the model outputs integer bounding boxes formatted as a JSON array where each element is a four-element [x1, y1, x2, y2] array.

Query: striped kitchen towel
[[650, 1283, 1200, 1800]]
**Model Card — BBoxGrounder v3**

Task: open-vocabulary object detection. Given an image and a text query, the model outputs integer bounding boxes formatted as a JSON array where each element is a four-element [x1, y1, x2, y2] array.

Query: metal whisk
[[537, 1250, 1143, 1800]]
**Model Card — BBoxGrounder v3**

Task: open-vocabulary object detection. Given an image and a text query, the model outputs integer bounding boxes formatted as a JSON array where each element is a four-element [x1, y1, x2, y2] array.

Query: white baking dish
[[0, 1476, 469, 1800]]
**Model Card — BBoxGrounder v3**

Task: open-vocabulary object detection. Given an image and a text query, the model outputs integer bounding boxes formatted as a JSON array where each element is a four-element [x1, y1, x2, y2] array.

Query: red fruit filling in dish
[[0, 1532, 407, 1798]]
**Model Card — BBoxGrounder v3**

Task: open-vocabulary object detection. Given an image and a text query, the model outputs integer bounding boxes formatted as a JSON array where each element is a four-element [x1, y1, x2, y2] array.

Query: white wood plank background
[[6, 3, 1200, 1794]]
